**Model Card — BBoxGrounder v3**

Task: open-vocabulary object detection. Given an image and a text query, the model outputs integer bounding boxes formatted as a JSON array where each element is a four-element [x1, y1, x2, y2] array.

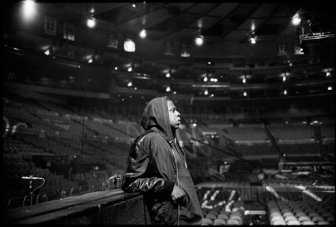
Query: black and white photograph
[[2, 1, 335, 225]]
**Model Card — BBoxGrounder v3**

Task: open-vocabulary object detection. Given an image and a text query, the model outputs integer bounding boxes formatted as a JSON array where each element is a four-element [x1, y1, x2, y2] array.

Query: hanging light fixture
[[44, 49, 50, 56], [124, 39, 136, 52], [44, 46, 52, 56], [204, 89, 209, 95], [292, 13, 301, 26], [22, 0, 37, 21], [242, 76, 246, 84], [282, 74, 287, 82], [139, 29, 147, 39], [87, 16, 96, 28], [195, 34, 204, 46], [249, 29, 257, 45], [250, 33, 257, 44]]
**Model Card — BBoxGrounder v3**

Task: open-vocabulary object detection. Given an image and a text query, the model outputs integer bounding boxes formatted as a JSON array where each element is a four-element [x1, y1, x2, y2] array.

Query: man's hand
[[171, 185, 186, 204]]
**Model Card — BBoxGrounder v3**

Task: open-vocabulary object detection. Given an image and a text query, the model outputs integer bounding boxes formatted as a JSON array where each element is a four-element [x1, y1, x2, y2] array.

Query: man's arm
[[122, 137, 175, 196]]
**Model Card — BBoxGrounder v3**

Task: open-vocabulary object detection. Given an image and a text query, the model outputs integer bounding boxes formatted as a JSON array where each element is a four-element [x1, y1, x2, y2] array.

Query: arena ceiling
[[3, 1, 335, 103]]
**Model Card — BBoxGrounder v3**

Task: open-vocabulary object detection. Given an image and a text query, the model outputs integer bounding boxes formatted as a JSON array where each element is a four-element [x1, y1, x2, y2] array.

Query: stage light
[[165, 72, 171, 78], [242, 77, 246, 84], [22, 0, 37, 21], [127, 66, 133, 72], [250, 36, 256, 44], [124, 39, 135, 52], [44, 47, 51, 56], [87, 17, 96, 28], [250, 31, 257, 44], [282, 75, 286, 82], [166, 86, 171, 92], [139, 29, 147, 39], [243, 91, 247, 97], [195, 34, 204, 46], [292, 13, 301, 26], [283, 89, 287, 95], [204, 89, 209, 95]]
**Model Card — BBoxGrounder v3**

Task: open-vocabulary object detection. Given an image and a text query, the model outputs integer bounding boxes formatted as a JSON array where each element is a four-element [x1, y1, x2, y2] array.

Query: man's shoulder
[[136, 130, 164, 145]]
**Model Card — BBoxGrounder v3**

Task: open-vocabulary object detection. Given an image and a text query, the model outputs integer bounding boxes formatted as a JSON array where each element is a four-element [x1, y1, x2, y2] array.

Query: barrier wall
[[4, 189, 151, 225]]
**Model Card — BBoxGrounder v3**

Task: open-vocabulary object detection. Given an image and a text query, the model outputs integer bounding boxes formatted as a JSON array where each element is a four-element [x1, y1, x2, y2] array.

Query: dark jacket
[[122, 96, 202, 225]]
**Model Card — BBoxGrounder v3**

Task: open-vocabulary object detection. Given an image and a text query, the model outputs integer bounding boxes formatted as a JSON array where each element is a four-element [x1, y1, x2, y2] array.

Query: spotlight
[[124, 39, 135, 52], [87, 17, 96, 28], [282, 75, 286, 82], [165, 72, 171, 78], [250, 31, 257, 44], [22, 0, 37, 21], [292, 13, 301, 26], [204, 89, 209, 95], [139, 29, 147, 39], [195, 34, 204, 46], [250, 36, 256, 44], [44, 48, 51, 56]]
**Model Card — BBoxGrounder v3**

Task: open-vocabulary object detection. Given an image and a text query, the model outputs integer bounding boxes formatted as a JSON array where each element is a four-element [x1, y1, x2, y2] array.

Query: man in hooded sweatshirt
[[122, 96, 203, 225]]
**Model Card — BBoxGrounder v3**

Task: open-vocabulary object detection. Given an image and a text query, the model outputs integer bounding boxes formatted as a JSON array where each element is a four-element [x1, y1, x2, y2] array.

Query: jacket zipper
[[170, 147, 180, 226]]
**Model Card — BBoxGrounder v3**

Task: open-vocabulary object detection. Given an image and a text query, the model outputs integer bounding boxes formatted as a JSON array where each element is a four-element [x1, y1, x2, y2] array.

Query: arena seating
[[2, 94, 334, 227]]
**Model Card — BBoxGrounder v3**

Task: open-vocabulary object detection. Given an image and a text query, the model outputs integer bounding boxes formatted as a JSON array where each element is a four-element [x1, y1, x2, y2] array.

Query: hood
[[140, 96, 174, 141]]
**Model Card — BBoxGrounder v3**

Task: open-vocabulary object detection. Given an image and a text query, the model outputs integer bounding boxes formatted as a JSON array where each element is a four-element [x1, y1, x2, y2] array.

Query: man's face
[[167, 100, 181, 129]]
